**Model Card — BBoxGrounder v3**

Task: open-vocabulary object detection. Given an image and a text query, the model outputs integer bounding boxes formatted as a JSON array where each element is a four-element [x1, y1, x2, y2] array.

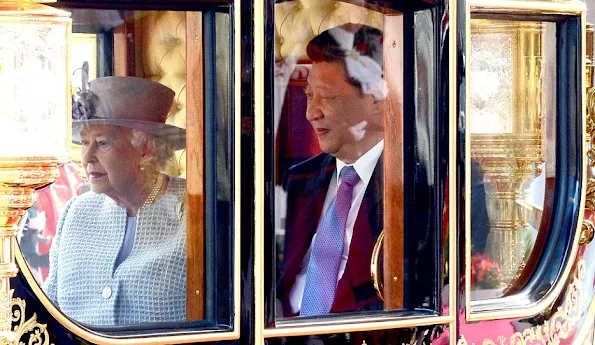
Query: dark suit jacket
[[279, 153, 384, 316]]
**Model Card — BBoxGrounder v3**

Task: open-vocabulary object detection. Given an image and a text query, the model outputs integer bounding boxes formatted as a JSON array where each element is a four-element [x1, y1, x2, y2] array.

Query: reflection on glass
[[0, 21, 68, 157], [274, 19, 387, 316], [270, 0, 430, 317], [469, 20, 556, 299], [469, 33, 514, 134], [18, 8, 234, 328], [71, 33, 97, 91], [40, 76, 188, 326], [273, 0, 445, 319]]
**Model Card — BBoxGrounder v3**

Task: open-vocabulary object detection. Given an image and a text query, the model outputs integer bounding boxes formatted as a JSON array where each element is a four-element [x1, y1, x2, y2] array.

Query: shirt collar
[[335, 139, 384, 186]]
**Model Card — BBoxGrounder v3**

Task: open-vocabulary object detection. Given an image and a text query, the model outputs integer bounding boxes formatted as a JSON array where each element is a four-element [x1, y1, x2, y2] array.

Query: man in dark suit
[[279, 23, 387, 317]]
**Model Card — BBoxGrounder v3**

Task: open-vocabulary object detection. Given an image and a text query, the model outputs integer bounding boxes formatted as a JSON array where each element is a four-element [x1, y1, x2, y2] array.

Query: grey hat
[[72, 76, 186, 150]]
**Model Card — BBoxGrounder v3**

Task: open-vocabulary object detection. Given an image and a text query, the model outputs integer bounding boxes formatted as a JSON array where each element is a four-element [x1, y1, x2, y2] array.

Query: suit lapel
[[281, 154, 336, 313], [361, 154, 384, 239]]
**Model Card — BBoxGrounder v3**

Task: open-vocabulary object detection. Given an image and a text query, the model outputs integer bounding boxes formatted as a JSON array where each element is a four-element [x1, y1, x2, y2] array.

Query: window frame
[[464, 0, 587, 322], [14, 0, 242, 342], [260, 0, 457, 337]]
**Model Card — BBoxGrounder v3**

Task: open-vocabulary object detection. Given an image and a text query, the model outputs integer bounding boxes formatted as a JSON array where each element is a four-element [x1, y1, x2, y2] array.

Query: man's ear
[[373, 97, 384, 105], [371, 97, 385, 115]]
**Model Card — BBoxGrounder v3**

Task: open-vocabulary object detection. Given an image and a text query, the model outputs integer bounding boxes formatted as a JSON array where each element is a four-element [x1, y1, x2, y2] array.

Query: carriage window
[[271, 0, 446, 323], [467, 12, 582, 314], [16, 6, 235, 333], [468, 20, 556, 299]]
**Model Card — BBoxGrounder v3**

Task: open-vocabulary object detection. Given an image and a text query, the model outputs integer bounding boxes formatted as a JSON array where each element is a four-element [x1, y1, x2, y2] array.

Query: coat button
[[102, 286, 112, 299]]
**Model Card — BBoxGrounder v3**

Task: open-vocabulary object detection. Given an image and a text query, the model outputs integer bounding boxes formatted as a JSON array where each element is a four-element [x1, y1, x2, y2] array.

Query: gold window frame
[[13, 1, 242, 343], [256, 0, 460, 339], [465, 0, 587, 322]]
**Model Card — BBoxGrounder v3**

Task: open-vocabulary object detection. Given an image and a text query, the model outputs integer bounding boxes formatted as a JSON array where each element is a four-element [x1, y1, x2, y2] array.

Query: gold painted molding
[[459, 259, 586, 345], [0, 290, 51, 345], [587, 87, 595, 165]]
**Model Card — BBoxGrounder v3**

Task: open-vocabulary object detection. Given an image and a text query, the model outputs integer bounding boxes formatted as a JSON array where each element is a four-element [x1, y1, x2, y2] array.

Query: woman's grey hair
[[129, 129, 176, 171]]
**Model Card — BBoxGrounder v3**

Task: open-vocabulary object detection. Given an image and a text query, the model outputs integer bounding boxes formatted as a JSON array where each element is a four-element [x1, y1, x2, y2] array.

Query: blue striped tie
[[300, 166, 360, 316]]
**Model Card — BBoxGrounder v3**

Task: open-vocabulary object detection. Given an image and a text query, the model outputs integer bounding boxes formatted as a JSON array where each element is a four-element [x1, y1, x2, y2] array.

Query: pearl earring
[[140, 166, 145, 171]]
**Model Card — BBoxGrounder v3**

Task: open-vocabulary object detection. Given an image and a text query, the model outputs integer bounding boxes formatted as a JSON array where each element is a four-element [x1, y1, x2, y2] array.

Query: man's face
[[305, 61, 383, 163]]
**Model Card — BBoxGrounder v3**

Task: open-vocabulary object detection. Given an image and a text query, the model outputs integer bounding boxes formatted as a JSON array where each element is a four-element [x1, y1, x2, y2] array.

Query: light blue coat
[[44, 177, 187, 325]]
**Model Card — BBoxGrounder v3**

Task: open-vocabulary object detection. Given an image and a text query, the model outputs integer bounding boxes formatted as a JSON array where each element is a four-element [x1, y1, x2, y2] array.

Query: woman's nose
[[81, 145, 96, 164]]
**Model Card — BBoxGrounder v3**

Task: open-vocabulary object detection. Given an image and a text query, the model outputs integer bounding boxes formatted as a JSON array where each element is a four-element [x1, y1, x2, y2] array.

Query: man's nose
[[305, 97, 323, 122]]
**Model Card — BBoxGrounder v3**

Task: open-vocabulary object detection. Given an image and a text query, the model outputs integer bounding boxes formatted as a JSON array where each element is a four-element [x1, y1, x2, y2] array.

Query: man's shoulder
[[287, 153, 334, 177], [282, 153, 335, 195]]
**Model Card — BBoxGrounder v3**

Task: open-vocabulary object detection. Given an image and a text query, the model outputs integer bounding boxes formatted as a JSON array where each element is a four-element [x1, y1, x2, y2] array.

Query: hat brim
[[72, 119, 186, 151]]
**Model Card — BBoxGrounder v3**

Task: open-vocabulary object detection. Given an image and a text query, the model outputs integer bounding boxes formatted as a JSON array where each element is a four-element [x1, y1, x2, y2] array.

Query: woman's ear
[[138, 140, 157, 170]]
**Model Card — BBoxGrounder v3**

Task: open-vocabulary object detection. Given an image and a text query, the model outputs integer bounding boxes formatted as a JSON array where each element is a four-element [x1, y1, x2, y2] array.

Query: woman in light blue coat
[[44, 76, 187, 326]]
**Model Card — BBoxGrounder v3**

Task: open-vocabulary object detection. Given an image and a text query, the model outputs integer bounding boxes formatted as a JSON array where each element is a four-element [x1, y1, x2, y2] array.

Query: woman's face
[[80, 125, 145, 200]]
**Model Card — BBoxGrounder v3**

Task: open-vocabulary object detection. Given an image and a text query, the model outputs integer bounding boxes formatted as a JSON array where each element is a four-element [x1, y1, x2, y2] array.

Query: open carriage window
[[269, 0, 448, 327], [16, 3, 237, 338]]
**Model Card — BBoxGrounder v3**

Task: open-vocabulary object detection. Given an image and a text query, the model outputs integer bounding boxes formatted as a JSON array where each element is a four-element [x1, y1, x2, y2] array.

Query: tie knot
[[340, 166, 360, 187]]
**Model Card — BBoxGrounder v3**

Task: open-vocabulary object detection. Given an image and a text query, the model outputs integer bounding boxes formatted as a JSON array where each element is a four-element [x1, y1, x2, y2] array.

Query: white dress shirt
[[289, 140, 384, 314]]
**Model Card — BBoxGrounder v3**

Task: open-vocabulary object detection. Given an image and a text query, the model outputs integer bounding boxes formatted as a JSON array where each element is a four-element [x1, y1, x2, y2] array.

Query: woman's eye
[[97, 140, 111, 148], [81, 140, 90, 146]]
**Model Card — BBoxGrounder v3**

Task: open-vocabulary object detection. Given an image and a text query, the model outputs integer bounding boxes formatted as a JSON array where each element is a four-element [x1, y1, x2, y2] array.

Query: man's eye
[[321, 95, 338, 100]]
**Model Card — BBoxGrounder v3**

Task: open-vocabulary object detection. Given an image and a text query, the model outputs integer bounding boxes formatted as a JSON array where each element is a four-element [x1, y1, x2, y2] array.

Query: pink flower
[[471, 253, 502, 289]]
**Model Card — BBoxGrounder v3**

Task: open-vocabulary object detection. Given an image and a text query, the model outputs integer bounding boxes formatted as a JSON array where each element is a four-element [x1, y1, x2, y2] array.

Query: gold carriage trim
[[0, 289, 52, 345], [458, 259, 586, 345]]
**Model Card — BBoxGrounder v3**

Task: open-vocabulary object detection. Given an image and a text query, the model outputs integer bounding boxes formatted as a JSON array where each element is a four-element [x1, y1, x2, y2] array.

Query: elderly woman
[[43, 76, 187, 325]]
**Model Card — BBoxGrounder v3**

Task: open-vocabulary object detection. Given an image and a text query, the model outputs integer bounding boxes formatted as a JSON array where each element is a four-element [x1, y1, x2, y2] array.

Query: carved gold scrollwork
[[580, 219, 595, 245], [587, 87, 595, 165], [585, 44, 595, 244], [584, 24, 595, 248], [461, 259, 585, 345], [585, 179, 595, 210], [0, 290, 51, 345]]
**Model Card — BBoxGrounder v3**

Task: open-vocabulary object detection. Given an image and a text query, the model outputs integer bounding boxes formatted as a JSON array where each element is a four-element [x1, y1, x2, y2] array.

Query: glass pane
[[469, 20, 556, 299], [0, 20, 68, 157], [17, 8, 234, 329], [272, 0, 444, 320], [273, 3, 389, 317]]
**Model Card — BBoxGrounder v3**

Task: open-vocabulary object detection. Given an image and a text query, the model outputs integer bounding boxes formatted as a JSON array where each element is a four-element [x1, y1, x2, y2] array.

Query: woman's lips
[[88, 172, 106, 180]]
